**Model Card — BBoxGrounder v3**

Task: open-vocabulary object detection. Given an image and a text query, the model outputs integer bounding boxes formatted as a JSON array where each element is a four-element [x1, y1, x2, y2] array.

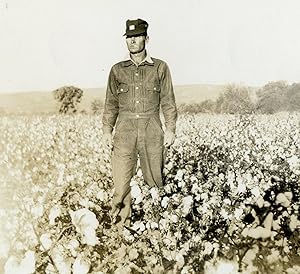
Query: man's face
[[126, 35, 148, 54]]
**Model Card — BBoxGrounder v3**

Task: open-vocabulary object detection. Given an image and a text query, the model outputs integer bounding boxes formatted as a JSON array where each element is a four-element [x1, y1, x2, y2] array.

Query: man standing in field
[[102, 18, 177, 228]]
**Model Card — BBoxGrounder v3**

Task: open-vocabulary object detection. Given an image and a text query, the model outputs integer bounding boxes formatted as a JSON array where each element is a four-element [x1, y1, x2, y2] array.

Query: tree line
[[53, 81, 300, 114]]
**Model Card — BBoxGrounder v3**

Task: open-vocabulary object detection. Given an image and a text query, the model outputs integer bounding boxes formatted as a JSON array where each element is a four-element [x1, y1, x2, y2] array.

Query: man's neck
[[130, 50, 147, 66]]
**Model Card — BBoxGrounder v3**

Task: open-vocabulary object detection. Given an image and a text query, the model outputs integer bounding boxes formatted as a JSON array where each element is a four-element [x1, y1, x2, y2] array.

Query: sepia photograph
[[1, 0, 300, 273]]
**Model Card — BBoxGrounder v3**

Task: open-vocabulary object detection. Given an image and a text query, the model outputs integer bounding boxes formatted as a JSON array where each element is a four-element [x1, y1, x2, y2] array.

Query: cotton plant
[[69, 208, 99, 246], [2, 113, 300, 273], [4, 250, 36, 274]]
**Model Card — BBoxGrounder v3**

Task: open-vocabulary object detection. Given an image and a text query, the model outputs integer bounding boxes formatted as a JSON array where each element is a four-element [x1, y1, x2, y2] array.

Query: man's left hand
[[164, 130, 175, 148]]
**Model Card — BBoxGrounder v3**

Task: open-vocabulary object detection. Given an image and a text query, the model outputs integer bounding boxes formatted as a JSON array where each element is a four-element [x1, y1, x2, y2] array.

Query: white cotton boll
[[136, 168, 143, 177], [40, 233, 52, 251], [181, 196, 193, 216], [31, 204, 44, 219], [266, 250, 280, 264], [131, 222, 141, 231], [72, 256, 90, 274], [65, 239, 80, 257], [237, 181, 246, 194], [204, 260, 239, 274], [150, 187, 159, 202], [67, 239, 80, 250], [200, 192, 209, 200], [139, 222, 146, 232], [276, 193, 291, 207], [70, 209, 99, 246], [161, 197, 169, 208], [272, 218, 281, 231], [170, 214, 179, 223], [175, 169, 184, 181], [256, 196, 264, 208], [45, 263, 56, 274], [175, 253, 185, 269], [289, 214, 300, 232], [19, 251, 36, 274], [243, 245, 259, 265], [286, 265, 300, 274], [159, 218, 168, 230], [234, 208, 243, 219], [241, 227, 249, 238], [223, 198, 231, 205], [128, 248, 139, 260], [247, 226, 271, 239], [251, 186, 261, 198], [131, 184, 142, 204], [284, 192, 293, 201], [263, 212, 273, 230], [150, 222, 159, 229], [49, 205, 61, 225], [70, 209, 99, 231], [51, 246, 72, 274], [203, 241, 213, 255], [4, 255, 20, 274], [96, 190, 107, 202], [287, 155, 299, 168], [178, 179, 186, 188], [83, 227, 99, 246], [5, 251, 36, 274], [0, 236, 10, 259], [220, 208, 229, 220]]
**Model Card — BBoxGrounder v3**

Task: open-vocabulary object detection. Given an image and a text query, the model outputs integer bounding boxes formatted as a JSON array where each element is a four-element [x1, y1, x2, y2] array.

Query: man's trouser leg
[[138, 116, 164, 188], [112, 119, 137, 227]]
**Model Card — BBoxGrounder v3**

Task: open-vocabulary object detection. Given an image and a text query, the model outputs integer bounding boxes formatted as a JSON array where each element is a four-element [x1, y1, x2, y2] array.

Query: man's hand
[[164, 130, 175, 148], [102, 133, 112, 149]]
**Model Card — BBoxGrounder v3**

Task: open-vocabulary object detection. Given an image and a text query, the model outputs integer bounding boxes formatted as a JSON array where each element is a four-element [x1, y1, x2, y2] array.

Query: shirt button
[[135, 86, 139, 90], [136, 114, 140, 118], [136, 100, 140, 103], [135, 73, 139, 76], [120, 88, 123, 91]]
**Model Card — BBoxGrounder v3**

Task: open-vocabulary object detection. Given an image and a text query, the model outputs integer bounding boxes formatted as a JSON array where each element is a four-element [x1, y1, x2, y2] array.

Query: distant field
[[0, 84, 226, 114]]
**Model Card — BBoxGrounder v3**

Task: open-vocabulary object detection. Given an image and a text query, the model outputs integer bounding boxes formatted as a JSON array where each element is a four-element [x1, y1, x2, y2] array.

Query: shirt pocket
[[117, 83, 129, 94], [117, 83, 130, 106], [146, 83, 161, 107], [146, 83, 161, 93]]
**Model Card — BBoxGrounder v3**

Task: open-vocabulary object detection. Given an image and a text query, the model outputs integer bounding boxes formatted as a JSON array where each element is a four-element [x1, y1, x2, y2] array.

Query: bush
[[215, 84, 254, 114], [91, 99, 104, 114], [53, 86, 84, 114]]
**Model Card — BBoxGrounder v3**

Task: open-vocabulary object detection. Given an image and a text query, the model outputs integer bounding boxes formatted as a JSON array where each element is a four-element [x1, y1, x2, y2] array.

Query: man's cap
[[124, 18, 148, 37]]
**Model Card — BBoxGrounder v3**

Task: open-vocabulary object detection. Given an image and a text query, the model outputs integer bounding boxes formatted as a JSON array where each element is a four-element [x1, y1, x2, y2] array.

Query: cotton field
[[0, 113, 300, 274]]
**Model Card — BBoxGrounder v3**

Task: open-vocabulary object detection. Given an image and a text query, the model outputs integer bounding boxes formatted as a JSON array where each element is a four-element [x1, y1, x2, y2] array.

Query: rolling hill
[[0, 84, 226, 114]]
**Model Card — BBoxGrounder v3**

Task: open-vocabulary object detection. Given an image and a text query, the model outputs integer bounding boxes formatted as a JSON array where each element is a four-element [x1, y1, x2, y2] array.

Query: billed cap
[[124, 18, 148, 37]]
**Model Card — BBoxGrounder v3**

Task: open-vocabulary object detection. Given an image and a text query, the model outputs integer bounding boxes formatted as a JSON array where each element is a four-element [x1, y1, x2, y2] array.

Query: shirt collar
[[123, 52, 154, 67]]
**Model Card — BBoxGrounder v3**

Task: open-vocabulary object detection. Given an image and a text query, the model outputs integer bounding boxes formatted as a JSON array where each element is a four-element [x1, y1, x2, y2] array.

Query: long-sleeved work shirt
[[102, 56, 177, 134]]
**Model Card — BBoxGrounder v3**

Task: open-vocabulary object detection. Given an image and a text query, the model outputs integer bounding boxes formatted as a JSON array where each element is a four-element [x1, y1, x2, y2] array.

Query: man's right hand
[[102, 133, 112, 149]]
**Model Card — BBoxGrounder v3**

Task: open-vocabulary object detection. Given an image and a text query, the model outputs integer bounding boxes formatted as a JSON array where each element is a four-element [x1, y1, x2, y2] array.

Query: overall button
[[135, 73, 139, 76], [136, 100, 140, 103], [135, 86, 139, 90], [136, 114, 140, 118]]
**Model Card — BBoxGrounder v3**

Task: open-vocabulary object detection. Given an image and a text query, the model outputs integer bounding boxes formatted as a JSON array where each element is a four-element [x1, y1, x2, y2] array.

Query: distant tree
[[215, 84, 254, 114], [199, 99, 215, 113], [256, 81, 288, 114], [53, 86, 84, 114], [286, 83, 300, 112], [91, 99, 104, 114]]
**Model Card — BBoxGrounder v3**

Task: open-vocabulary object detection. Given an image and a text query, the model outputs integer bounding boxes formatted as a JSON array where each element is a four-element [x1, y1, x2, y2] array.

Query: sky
[[0, 0, 300, 93]]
